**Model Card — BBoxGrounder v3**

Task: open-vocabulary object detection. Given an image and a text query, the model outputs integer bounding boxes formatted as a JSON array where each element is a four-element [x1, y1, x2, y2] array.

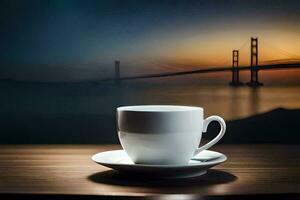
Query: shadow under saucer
[[88, 169, 237, 187]]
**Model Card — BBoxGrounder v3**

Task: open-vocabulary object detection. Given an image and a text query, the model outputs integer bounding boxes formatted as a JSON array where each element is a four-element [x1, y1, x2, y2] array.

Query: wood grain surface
[[0, 145, 299, 199]]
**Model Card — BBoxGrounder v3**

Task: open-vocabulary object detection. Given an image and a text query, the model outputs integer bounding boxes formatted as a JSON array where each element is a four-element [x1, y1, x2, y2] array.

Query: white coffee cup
[[117, 105, 226, 165]]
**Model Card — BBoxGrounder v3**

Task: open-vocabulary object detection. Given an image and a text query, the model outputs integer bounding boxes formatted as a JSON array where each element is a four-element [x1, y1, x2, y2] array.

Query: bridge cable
[[237, 39, 249, 51]]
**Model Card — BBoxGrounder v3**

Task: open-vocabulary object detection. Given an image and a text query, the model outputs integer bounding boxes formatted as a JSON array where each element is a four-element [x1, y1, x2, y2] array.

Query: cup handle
[[193, 115, 226, 156]]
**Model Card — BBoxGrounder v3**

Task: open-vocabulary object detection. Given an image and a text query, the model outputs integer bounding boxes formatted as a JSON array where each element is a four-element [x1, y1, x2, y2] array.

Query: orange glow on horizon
[[128, 21, 300, 71], [114, 19, 300, 85]]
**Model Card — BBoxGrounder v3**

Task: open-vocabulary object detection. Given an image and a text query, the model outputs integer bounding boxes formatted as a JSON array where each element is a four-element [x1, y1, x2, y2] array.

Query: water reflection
[[229, 87, 241, 118], [249, 87, 260, 114]]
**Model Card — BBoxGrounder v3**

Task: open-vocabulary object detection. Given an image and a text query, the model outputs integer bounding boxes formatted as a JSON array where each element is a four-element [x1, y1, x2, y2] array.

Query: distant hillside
[[205, 108, 300, 144]]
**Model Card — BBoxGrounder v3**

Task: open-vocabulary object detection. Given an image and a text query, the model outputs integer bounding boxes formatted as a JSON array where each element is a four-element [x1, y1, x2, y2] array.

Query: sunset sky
[[0, 0, 300, 82]]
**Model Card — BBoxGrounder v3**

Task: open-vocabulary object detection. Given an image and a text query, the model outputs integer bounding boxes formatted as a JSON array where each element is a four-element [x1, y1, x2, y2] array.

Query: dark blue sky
[[1, 0, 300, 81]]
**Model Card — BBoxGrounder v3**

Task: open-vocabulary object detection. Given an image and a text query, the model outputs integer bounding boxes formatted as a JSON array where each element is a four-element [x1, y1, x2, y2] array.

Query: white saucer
[[91, 150, 227, 178]]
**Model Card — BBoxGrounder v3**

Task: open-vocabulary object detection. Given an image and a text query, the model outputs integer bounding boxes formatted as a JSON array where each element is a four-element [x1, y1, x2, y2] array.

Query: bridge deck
[[118, 63, 300, 80]]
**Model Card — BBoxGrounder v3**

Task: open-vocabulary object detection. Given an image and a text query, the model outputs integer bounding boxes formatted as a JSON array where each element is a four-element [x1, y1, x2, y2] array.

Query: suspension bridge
[[113, 37, 300, 86]]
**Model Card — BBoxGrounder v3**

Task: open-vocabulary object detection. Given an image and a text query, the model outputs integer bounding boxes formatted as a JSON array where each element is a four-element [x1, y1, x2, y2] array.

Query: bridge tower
[[229, 50, 243, 86], [115, 60, 120, 84], [247, 37, 263, 86]]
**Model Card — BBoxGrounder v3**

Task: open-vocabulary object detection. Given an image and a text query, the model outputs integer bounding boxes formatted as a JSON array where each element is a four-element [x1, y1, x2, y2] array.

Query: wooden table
[[0, 145, 299, 199]]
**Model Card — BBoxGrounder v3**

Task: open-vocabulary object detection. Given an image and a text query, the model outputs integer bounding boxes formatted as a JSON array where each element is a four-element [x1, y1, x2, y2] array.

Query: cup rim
[[117, 105, 203, 112]]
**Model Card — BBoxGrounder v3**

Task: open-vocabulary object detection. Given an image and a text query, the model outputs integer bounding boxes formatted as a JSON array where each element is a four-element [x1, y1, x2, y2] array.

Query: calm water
[[1, 81, 299, 143], [1, 81, 299, 120], [116, 83, 300, 120]]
